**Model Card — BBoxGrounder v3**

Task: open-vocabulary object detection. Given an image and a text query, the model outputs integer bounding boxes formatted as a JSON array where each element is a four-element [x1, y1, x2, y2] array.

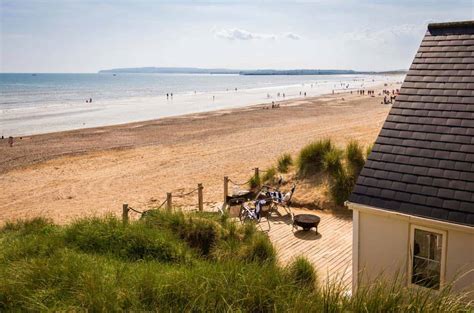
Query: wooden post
[[223, 176, 229, 204], [166, 192, 172, 211], [254, 167, 260, 188], [122, 203, 129, 224], [198, 183, 203, 212]]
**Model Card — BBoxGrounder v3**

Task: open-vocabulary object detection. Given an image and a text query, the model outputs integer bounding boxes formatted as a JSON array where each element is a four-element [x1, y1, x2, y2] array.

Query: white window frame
[[408, 224, 447, 290]]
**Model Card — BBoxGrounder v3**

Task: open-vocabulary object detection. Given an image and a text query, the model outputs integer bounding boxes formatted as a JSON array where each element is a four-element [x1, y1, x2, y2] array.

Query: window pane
[[412, 229, 442, 289]]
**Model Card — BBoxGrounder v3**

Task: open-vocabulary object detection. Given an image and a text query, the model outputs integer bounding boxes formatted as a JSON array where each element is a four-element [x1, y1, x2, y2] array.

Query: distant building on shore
[[347, 21, 474, 298]]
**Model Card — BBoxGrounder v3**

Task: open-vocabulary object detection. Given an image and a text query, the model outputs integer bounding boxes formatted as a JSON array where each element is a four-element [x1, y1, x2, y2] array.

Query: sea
[[0, 73, 404, 136]]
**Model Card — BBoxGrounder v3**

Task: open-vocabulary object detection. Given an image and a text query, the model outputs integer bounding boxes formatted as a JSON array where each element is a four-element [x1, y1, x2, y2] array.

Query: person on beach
[[304, 92, 306, 97], [171, 93, 173, 98], [90, 98, 92, 103], [8, 136, 13, 147], [167, 93, 169, 99]]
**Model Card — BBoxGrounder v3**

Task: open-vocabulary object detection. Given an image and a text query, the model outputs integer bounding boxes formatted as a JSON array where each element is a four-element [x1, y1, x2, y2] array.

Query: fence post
[[166, 192, 172, 211], [122, 203, 129, 224], [198, 183, 204, 212], [254, 167, 260, 188], [223, 176, 229, 204]]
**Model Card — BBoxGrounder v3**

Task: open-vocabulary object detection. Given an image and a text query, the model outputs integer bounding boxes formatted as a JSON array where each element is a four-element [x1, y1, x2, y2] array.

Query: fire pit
[[293, 214, 320, 232]]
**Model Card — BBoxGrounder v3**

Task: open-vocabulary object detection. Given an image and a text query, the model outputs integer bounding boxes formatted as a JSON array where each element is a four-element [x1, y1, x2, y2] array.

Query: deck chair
[[266, 184, 296, 217]]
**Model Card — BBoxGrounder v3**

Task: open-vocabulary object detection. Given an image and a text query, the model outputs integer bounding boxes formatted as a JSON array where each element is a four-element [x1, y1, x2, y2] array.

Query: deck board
[[262, 208, 353, 288]]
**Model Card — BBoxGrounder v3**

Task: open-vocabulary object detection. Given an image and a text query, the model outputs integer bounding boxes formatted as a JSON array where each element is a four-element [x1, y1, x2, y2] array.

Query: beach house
[[347, 21, 474, 295]]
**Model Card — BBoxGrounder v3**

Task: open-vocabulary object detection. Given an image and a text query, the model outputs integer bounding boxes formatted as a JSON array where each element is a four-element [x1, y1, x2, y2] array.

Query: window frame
[[408, 224, 447, 290]]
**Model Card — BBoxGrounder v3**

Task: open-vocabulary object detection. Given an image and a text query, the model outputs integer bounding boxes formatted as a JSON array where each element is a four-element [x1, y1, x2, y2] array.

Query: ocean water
[[0, 73, 404, 136]]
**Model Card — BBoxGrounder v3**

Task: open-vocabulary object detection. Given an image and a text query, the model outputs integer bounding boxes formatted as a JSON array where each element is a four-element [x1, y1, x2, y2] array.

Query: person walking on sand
[[89, 98, 92, 103], [8, 136, 13, 147], [167, 93, 169, 99]]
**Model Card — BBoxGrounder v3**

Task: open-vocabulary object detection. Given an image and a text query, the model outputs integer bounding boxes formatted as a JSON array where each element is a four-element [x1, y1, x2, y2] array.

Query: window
[[410, 226, 446, 290]]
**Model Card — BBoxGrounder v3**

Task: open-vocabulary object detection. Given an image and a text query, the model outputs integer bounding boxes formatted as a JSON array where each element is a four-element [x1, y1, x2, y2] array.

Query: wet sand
[[0, 83, 400, 224]]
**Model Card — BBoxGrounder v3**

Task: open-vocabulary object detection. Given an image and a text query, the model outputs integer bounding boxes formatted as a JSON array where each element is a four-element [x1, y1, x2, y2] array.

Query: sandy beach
[[0, 82, 401, 224]]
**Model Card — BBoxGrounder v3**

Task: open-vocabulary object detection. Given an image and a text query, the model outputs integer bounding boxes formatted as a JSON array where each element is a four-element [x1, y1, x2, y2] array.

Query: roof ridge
[[428, 20, 474, 30]]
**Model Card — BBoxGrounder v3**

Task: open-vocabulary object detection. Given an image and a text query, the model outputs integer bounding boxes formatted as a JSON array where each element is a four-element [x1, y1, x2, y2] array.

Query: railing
[[122, 166, 266, 223], [122, 183, 204, 223]]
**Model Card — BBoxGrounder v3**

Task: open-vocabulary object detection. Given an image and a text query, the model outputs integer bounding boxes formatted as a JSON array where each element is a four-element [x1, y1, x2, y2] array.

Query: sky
[[1, 0, 473, 73]]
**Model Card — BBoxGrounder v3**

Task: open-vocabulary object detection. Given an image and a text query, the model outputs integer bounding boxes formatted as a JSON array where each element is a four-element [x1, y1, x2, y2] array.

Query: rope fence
[[122, 183, 204, 224], [122, 167, 264, 223]]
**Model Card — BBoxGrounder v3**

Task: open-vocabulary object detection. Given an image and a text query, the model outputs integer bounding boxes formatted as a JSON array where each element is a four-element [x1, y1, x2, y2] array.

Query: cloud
[[215, 28, 276, 40], [283, 32, 301, 40], [215, 28, 301, 41]]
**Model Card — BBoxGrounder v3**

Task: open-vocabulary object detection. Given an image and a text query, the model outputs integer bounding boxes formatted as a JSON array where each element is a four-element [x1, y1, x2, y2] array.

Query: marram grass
[[0, 214, 471, 312]]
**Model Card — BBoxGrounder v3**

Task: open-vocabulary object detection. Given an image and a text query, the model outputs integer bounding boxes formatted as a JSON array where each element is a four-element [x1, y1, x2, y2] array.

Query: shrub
[[249, 174, 261, 189], [323, 147, 344, 177], [287, 256, 317, 289], [64, 216, 188, 262], [277, 153, 293, 173], [366, 143, 373, 159], [143, 210, 222, 257], [329, 169, 356, 205], [181, 217, 221, 256], [240, 233, 276, 265], [2, 217, 55, 235], [346, 140, 365, 176], [262, 166, 277, 184], [297, 139, 333, 175]]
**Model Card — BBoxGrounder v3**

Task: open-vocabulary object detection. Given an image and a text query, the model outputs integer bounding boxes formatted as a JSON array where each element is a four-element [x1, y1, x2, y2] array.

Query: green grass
[[262, 166, 278, 185], [277, 153, 293, 173], [346, 140, 365, 176], [329, 168, 356, 205], [322, 147, 344, 177], [248, 173, 261, 189], [366, 143, 374, 159], [297, 139, 334, 175], [0, 212, 470, 312]]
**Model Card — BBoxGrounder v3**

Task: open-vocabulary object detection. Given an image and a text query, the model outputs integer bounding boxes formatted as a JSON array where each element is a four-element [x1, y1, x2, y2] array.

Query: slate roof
[[349, 21, 474, 227]]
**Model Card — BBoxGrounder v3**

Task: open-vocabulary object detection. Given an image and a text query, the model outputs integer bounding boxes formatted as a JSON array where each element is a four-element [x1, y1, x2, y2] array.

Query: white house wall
[[354, 206, 474, 298]]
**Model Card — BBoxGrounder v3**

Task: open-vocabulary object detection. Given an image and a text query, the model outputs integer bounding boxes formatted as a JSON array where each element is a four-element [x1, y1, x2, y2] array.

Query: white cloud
[[215, 28, 275, 40], [283, 32, 301, 40], [215, 28, 301, 41]]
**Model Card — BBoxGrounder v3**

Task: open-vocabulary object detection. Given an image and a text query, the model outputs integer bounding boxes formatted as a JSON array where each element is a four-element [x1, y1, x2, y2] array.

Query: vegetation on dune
[[365, 143, 374, 159], [0, 214, 470, 312], [290, 138, 372, 206], [261, 166, 278, 185], [297, 138, 334, 175], [322, 147, 344, 177], [345, 140, 365, 177], [277, 153, 293, 173], [248, 173, 261, 189]]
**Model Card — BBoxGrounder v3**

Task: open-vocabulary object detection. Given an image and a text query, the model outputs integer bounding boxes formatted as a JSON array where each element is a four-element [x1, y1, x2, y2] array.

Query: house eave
[[345, 201, 474, 233]]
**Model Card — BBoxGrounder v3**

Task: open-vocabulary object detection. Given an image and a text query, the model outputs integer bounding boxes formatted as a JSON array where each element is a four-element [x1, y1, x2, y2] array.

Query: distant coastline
[[98, 67, 407, 76]]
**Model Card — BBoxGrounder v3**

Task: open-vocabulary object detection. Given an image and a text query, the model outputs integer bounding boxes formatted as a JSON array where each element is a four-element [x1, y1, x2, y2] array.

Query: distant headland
[[98, 67, 407, 75]]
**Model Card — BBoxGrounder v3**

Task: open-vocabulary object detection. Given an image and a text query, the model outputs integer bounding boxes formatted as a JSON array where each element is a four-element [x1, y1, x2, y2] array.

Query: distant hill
[[239, 69, 357, 75], [98, 67, 407, 75], [98, 67, 240, 74]]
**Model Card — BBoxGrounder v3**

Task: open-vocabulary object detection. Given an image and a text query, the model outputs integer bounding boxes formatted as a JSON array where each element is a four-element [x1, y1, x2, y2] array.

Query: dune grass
[[277, 153, 293, 173], [0, 213, 470, 312], [345, 140, 365, 177], [297, 139, 334, 175]]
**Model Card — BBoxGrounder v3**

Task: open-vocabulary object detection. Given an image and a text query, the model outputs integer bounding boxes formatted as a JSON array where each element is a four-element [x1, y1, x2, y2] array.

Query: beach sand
[[0, 83, 401, 224]]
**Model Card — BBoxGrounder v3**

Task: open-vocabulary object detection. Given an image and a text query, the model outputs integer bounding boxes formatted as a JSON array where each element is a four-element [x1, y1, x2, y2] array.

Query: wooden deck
[[260, 208, 353, 288]]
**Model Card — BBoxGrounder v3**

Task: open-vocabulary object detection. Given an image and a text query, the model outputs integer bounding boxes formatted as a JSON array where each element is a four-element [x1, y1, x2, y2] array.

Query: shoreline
[[0, 81, 401, 224], [0, 74, 404, 137]]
